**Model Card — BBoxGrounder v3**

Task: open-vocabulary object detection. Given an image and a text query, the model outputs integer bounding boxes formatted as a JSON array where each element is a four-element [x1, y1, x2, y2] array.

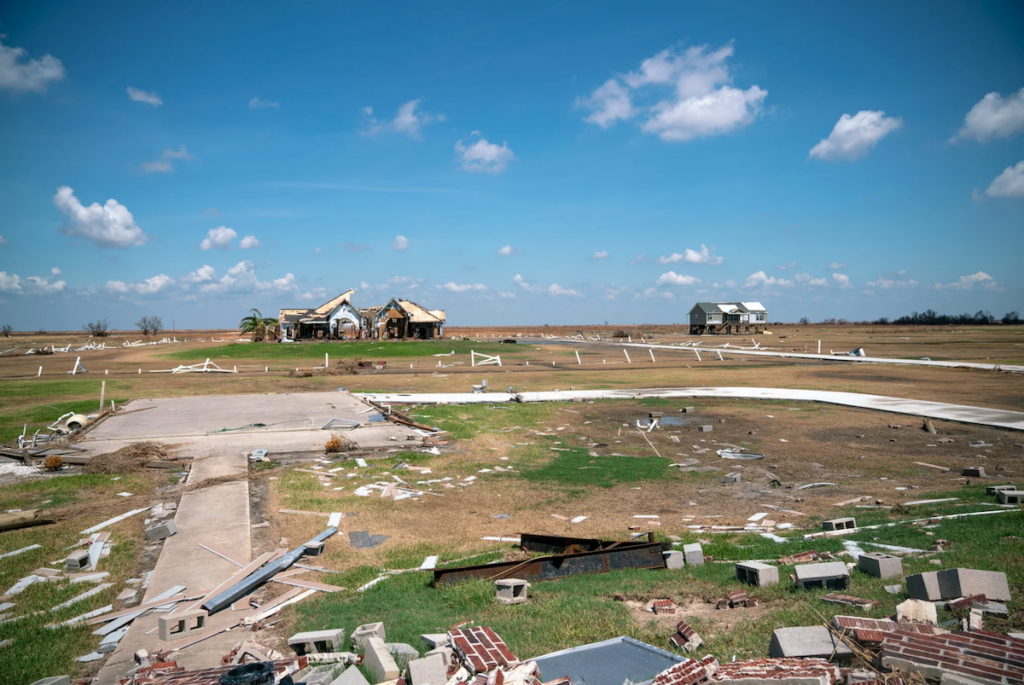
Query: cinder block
[[420, 634, 450, 650], [65, 549, 89, 571], [822, 517, 856, 531], [769, 626, 853, 658], [387, 643, 420, 659], [289, 628, 345, 655], [683, 543, 704, 567], [906, 571, 942, 601], [304, 540, 326, 557], [962, 467, 985, 478], [363, 636, 400, 683], [351, 621, 385, 648], [986, 484, 1016, 494], [736, 561, 779, 587], [997, 490, 1024, 504], [331, 666, 371, 685], [724, 473, 741, 484], [157, 609, 206, 641], [681, 407, 695, 413], [409, 653, 448, 685], [937, 568, 1011, 602], [698, 425, 713, 433], [30, 678, 70, 685], [663, 550, 684, 570], [144, 520, 176, 542], [495, 578, 528, 605], [857, 553, 903, 579], [424, 646, 454, 669], [794, 562, 849, 590]]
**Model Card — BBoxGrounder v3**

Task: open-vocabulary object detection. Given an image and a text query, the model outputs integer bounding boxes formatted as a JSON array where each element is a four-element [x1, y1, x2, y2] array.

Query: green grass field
[[163, 340, 517, 361]]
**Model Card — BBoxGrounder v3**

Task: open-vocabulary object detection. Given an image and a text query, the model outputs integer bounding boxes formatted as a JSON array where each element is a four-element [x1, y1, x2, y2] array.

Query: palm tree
[[239, 309, 279, 341]]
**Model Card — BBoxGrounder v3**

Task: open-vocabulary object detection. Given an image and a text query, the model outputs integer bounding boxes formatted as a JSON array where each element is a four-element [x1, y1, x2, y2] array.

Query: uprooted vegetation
[[289, 358, 361, 377], [83, 441, 171, 474]]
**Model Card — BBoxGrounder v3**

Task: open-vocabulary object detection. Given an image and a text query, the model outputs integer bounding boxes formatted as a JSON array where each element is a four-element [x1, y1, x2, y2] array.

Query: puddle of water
[[636, 415, 686, 428], [367, 413, 387, 423]]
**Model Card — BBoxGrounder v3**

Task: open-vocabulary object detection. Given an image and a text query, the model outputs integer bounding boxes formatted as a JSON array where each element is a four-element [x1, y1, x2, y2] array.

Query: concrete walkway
[[359, 387, 1024, 431]]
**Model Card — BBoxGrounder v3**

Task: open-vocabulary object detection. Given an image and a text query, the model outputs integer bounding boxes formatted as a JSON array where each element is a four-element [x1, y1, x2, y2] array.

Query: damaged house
[[688, 302, 768, 335], [280, 291, 445, 340]]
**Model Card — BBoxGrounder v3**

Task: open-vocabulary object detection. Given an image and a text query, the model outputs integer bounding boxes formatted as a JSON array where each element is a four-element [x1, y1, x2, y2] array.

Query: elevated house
[[280, 290, 445, 340], [688, 302, 768, 335]]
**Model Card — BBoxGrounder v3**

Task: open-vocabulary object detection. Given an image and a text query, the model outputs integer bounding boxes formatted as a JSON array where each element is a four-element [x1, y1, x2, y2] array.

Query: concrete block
[[303, 665, 338, 685], [351, 622, 385, 648], [896, 598, 938, 625], [304, 540, 326, 557], [424, 646, 454, 669], [724, 473, 741, 484], [331, 666, 371, 685], [906, 571, 942, 601], [997, 490, 1024, 504], [30, 679, 70, 685], [698, 425, 713, 433], [290, 628, 345, 655], [157, 609, 206, 641], [363, 637, 400, 683], [794, 562, 849, 590], [409, 654, 448, 685], [986, 484, 1016, 494], [387, 643, 420, 659], [822, 517, 857, 531], [663, 550, 684, 570], [495, 578, 529, 605], [144, 520, 177, 542], [768, 626, 853, 659], [420, 634, 450, 650], [961, 467, 985, 478], [65, 550, 89, 571], [683, 543, 704, 567], [681, 407, 695, 413], [857, 553, 903, 579], [736, 561, 779, 587], [937, 568, 1011, 602]]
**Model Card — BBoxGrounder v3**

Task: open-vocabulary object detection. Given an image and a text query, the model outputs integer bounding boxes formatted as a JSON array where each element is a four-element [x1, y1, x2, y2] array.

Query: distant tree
[[873, 317, 890, 325], [1, 324, 11, 337], [83, 319, 110, 337], [837, 318, 848, 325], [1004, 311, 1021, 325], [821, 318, 837, 325], [136, 315, 163, 336], [798, 317, 809, 325], [239, 308, 279, 342]]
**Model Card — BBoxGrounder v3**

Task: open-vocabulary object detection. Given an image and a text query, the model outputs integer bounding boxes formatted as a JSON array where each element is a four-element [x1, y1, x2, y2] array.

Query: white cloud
[[656, 245, 723, 265], [0, 272, 20, 293], [793, 273, 828, 287], [313, 247, 322, 254], [496, 245, 522, 256], [548, 284, 580, 297], [392, 235, 409, 252], [778, 261, 798, 270], [200, 260, 297, 294], [866, 276, 918, 289], [442, 282, 487, 292], [656, 271, 701, 286], [249, 97, 279, 109], [638, 287, 675, 300], [53, 186, 147, 249], [984, 160, 1024, 198], [744, 270, 792, 288], [106, 274, 174, 295], [829, 261, 847, 269], [578, 43, 767, 142], [591, 250, 609, 260], [933, 271, 1000, 291], [363, 99, 444, 138], [51, 267, 60, 275], [455, 135, 515, 173], [141, 146, 192, 174], [952, 88, 1024, 143], [809, 110, 902, 161], [0, 38, 65, 93], [832, 273, 851, 289], [0, 270, 66, 296], [0, 235, 7, 245], [127, 87, 162, 106], [628, 255, 646, 265], [180, 265, 216, 284], [140, 161, 173, 173], [239, 235, 261, 249], [200, 226, 237, 250]]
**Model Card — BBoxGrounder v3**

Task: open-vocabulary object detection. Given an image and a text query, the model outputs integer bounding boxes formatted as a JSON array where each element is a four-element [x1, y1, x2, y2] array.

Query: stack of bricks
[[831, 615, 941, 645], [880, 630, 1024, 685], [728, 591, 748, 608], [652, 655, 718, 685], [449, 627, 518, 673], [670, 621, 704, 652], [652, 599, 676, 615], [778, 550, 818, 565], [715, 658, 840, 685]]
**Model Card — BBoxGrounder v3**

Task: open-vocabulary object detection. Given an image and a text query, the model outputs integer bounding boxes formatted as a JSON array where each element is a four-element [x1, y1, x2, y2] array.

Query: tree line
[[799, 310, 1021, 325]]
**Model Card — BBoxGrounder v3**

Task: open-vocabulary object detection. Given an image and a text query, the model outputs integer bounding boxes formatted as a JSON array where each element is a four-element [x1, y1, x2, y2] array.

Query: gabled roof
[[738, 301, 766, 312], [398, 299, 444, 323], [312, 290, 354, 316]]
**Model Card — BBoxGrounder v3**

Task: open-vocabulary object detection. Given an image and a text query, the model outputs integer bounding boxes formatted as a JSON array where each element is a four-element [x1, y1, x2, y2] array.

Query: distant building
[[280, 291, 446, 340], [688, 302, 767, 335]]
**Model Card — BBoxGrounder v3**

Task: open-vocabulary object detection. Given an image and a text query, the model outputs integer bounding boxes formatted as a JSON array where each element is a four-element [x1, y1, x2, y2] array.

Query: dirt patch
[[83, 441, 173, 474], [623, 597, 772, 633]]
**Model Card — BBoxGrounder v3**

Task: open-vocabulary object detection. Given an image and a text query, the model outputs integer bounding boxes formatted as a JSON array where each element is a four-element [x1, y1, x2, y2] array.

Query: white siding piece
[[80, 508, 150, 534], [747, 513, 769, 522], [0, 544, 42, 560], [50, 583, 113, 612], [328, 512, 343, 527], [571, 516, 588, 523], [54, 604, 114, 628], [419, 556, 438, 570], [3, 575, 45, 596]]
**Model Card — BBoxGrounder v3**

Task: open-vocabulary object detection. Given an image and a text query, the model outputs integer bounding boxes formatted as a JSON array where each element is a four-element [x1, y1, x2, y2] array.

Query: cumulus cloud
[[0, 271, 66, 295], [591, 250, 609, 260], [0, 235, 7, 245], [656, 271, 701, 286], [952, 88, 1024, 143], [0, 38, 65, 93], [455, 135, 515, 173], [200, 226, 238, 250], [638, 287, 675, 300], [809, 110, 902, 161], [577, 43, 767, 142], [442, 282, 487, 292], [249, 97, 279, 109], [107, 273, 174, 295], [392, 235, 409, 252], [127, 87, 162, 106], [548, 284, 580, 297], [744, 270, 792, 288], [200, 260, 297, 294], [792, 273, 828, 287], [866, 276, 918, 289], [363, 99, 444, 138], [239, 235, 260, 249], [983, 160, 1024, 198], [496, 245, 522, 256], [53, 186, 147, 249], [933, 271, 1000, 291], [831, 273, 851, 289], [628, 255, 646, 265], [829, 261, 847, 269], [778, 261, 798, 270], [656, 245, 723, 265], [180, 265, 216, 284], [141, 146, 192, 173]]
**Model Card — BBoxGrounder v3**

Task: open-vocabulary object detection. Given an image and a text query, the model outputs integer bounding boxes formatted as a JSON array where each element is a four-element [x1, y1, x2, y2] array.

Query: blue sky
[[1, 1, 1023, 330]]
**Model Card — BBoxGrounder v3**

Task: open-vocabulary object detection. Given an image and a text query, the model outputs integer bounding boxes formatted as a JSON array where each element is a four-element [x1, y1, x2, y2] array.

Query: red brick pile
[[450, 626, 519, 674], [652, 655, 719, 685], [715, 657, 840, 685], [653, 599, 677, 615], [670, 620, 704, 652]]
